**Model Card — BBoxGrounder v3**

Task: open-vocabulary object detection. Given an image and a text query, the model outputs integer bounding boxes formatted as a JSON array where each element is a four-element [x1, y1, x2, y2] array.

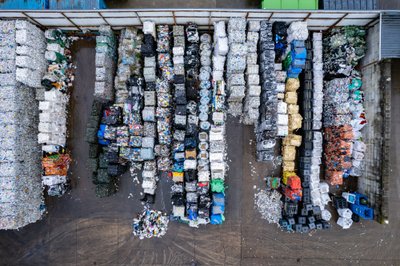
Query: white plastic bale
[[337, 217, 353, 229], [143, 21, 156, 37], [248, 20, 260, 32], [214, 37, 229, 56], [212, 56, 226, 71], [214, 21, 227, 38]]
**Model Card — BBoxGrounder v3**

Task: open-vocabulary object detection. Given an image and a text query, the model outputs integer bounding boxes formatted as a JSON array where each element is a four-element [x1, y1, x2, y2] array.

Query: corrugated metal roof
[[322, 0, 377, 10], [381, 12, 400, 59]]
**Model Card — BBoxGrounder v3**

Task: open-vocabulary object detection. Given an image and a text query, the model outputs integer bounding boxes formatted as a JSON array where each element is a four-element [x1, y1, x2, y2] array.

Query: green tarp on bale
[[211, 179, 225, 193]]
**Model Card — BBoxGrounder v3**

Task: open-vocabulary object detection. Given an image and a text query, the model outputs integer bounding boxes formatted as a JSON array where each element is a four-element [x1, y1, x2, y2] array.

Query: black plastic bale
[[98, 152, 109, 169], [107, 151, 119, 164], [87, 115, 100, 128], [89, 144, 100, 158], [95, 183, 116, 198], [107, 164, 125, 177], [97, 168, 111, 184], [87, 158, 99, 173], [91, 100, 103, 117], [85, 127, 98, 143]]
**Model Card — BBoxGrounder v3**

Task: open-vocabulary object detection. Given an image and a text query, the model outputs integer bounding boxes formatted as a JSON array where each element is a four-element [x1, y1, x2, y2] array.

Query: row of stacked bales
[[0, 20, 46, 229]]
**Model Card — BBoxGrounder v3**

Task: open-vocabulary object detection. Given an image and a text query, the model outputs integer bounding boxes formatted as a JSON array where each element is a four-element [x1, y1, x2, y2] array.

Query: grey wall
[[359, 23, 390, 222]]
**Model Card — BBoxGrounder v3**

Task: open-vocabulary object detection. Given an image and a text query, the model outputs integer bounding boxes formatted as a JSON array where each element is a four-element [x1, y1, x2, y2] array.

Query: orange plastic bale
[[326, 170, 343, 185], [287, 175, 302, 190]]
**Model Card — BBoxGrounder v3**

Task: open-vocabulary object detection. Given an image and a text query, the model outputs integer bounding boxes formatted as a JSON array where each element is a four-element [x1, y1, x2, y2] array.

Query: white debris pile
[[255, 189, 282, 223], [243, 20, 261, 125], [132, 209, 169, 239], [0, 20, 44, 230], [94, 25, 116, 102]]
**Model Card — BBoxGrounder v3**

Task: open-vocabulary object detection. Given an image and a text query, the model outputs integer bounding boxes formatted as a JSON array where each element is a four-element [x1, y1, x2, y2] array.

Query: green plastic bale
[[98, 152, 108, 169], [89, 144, 100, 159], [282, 51, 292, 71], [95, 183, 116, 198], [87, 158, 98, 173], [211, 179, 225, 193]]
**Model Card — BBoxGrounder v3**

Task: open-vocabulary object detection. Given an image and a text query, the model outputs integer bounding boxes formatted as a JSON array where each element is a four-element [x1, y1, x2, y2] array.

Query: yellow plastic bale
[[277, 93, 285, 100], [287, 104, 299, 114], [283, 171, 297, 185], [172, 172, 184, 182], [283, 161, 296, 172], [289, 113, 303, 131], [285, 91, 298, 104], [283, 134, 302, 147], [282, 145, 296, 161], [285, 78, 300, 92]]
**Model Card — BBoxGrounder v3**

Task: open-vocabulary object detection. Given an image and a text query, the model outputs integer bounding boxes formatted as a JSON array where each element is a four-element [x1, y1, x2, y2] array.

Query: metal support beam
[[61, 12, 81, 30], [21, 12, 45, 30], [329, 13, 348, 29]]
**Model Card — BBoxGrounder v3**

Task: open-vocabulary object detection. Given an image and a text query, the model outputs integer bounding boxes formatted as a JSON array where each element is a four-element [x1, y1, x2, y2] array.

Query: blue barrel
[[49, 0, 106, 9], [0, 0, 49, 9]]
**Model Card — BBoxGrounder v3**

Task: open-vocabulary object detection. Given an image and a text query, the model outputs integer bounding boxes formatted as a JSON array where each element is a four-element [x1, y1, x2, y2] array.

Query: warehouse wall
[[359, 23, 389, 222]]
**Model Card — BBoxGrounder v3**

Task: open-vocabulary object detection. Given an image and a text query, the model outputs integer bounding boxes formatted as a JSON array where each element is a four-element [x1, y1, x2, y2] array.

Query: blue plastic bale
[[49, 0, 106, 9], [0, 0, 49, 9], [210, 214, 224, 224]]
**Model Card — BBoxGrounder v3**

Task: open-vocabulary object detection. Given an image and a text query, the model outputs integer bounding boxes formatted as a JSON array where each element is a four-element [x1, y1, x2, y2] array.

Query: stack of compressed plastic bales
[[0, 20, 44, 229], [243, 21, 261, 125], [322, 26, 367, 229], [114, 27, 138, 104], [256, 21, 277, 162], [14, 20, 47, 88], [184, 23, 200, 222], [281, 21, 308, 187], [171, 25, 186, 218], [273, 22, 289, 138], [323, 78, 352, 186], [140, 21, 158, 202], [226, 17, 247, 117], [155, 25, 172, 172], [302, 33, 330, 215], [39, 29, 73, 197], [210, 21, 228, 225], [196, 33, 213, 224], [94, 25, 116, 102]]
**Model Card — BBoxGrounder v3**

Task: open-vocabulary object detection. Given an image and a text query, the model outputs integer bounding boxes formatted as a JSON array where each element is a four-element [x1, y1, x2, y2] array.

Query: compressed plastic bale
[[277, 101, 287, 114], [284, 134, 302, 147], [214, 37, 228, 56], [287, 104, 299, 114], [289, 113, 302, 131], [214, 21, 227, 38], [282, 145, 296, 161], [227, 55, 246, 73], [247, 53, 257, 65], [283, 161, 295, 172], [248, 20, 260, 32], [143, 21, 156, 37], [212, 56, 226, 71], [285, 92, 298, 104], [285, 78, 300, 92]]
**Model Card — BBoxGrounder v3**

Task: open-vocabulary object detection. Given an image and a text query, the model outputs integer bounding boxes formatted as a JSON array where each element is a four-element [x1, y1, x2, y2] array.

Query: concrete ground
[[0, 42, 400, 266]]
